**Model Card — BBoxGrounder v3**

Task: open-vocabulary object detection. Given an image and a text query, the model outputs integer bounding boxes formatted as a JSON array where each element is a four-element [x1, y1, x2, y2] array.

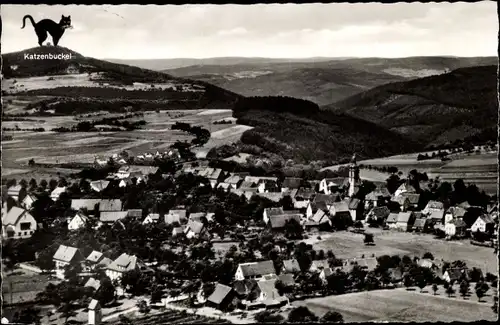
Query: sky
[[2, 2, 497, 59]]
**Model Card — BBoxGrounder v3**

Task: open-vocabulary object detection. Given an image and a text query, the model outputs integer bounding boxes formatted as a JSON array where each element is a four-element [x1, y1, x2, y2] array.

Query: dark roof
[[402, 193, 420, 204], [348, 198, 361, 210], [239, 260, 276, 277], [295, 188, 315, 200], [413, 218, 429, 229], [477, 214, 495, 224], [127, 209, 143, 218], [269, 214, 301, 229], [446, 268, 468, 281], [265, 207, 285, 217], [278, 273, 295, 286], [233, 279, 258, 296], [207, 283, 233, 305], [314, 194, 340, 205], [332, 201, 350, 213], [451, 219, 467, 228], [282, 259, 301, 273], [282, 178, 302, 189], [369, 206, 390, 219], [309, 201, 328, 213], [99, 199, 122, 212], [71, 199, 101, 211]]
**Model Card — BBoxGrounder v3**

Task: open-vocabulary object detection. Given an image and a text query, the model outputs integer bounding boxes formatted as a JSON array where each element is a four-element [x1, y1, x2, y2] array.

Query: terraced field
[[107, 309, 230, 325]]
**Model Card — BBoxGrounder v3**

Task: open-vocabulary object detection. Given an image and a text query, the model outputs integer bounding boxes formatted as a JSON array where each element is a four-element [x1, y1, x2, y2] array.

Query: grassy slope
[[324, 65, 498, 146]]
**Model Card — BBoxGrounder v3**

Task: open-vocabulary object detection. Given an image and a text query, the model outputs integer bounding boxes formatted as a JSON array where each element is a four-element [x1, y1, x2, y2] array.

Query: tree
[[254, 311, 284, 323], [459, 280, 469, 299], [475, 287, 485, 302], [432, 283, 438, 295], [321, 311, 344, 323], [422, 252, 434, 260], [136, 299, 150, 314], [12, 307, 41, 325], [96, 278, 115, 306], [40, 179, 48, 189], [403, 274, 413, 290], [287, 306, 318, 323], [34, 247, 56, 272], [284, 218, 303, 240], [364, 233, 374, 246], [279, 195, 294, 210], [445, 285, 455, 298], [150, 285, 163, 304], [29, 158, 36, 166], [492, 296, 498, 314]]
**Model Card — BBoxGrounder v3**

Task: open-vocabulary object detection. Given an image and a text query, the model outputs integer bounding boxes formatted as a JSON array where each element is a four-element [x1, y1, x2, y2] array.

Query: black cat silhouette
[[22, 15, 72, 47]]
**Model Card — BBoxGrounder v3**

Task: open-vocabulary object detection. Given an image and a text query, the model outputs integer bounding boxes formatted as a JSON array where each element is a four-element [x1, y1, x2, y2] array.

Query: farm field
[[2, 108, 252, 179], [287, 286, 497, 322], [313, 229, 497, 274], [2, 267, 60, 305]]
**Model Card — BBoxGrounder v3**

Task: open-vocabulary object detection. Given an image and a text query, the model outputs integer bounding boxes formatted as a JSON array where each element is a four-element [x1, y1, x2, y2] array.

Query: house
[[471, 215, 495, 233], [84, 250, 109, 272], [2, 206, 37, 239], [199, 168, 225, 188], [88, 299, 102, 325], [7, 185, 23, 202], [127, 209, 143, 219], [100, 210, 128, 224], [342, 257, 378, 272], [388, 268, 403, 284], [281, 178, 302, 192], [365, 206, 390, 223], [238, 180, 258, 192], [90, 180, 110, 192], [206, 283, 237, 311], [428, 210, 445, 225], [386, 213, 399, 229], [395, 212, 415, 231], [314, 194, 340, 208], [319, 267, 334, 283], [255, 192, 285, 202], [53, 245, 84, 279], [224, 175, 243, 189], [105, 253, 139, 281], [330, 200, 351, 219], [348, 198, 364, 222], [50, 186, 67, 201], [394, 181, 417, 197], [417, 258, 437, 269], [293, 188, 315, 209], [412, 217, 431, 233], [263, 207, 284, 224], [444, 219, 467, 238], [68, 212, 89, 231], [306, 201, 328, 218], [277, 273, 296, 286], [185, 220, 207, 239], [281, 259, 301, 274], [84, 277, 101, 291], [118, 178, 133, 188], [234, 261, 276, 281], [172, 226, 186, 237], [443, 268, 469, 283], [319, 178, 347, 195], [392, 193, 420, 212], [422, 200, 445, 215], [268, 213, 302, 231], [99, 199, 122, 212], [255, 279, 288, 308], [309, 260, 330, 273], [22, 194, 37, 210], [304, 209, 332, 230], [71, 199, 101, 213], [165, 209, 188, 224], [217, 183, 232, 191], [189, 212, 207, 223], [143, 213, 160, 224], [365, 188, 391, 208]]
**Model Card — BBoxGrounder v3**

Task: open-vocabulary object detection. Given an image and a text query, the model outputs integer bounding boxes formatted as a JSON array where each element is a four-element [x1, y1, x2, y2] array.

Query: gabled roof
[[311, 260, 330, 270], [7, 185, 23, 197], [321, 267, 334, 278], [418, 258, 434, 269], [369, 206, 390, 219], [255, 192, 284, 202], [98, 257, 112, 267], [457, 201, 471, 209], [428, 210, 444, 220], [71, 199, 102, 211], [239, 181, 257, 189], [217, 183, 231, 190], [90, 180, 110, 192], [238, 260, 276, 277], [450, 219, 467, 228], [332, 201, 350, 213], [344, 257, 378, 271], [264, 207, 284, 217], [476, 214, 494, 224], [84, 277, 101, 291], [167, 209, 187, 220], [386, 213, 399, 223], [257, 279, 282, 300], [146, 213, 160, 221], [2, 206, 30, 226], [86, 250, 102, 263], [269, 214, 301, 229], [449, 206, 467, 218], [278, 273, 295, 286], [245, 176, 278, 183], [127, 209, 143, 218], [282, 259, 300, 273], [322, 177, 347, 187], [224, 175, 242, 185], [397, 182, 417, 193], [172, 226, 186, 234], [413, 218, 429, 229], [397, 212, 412, 224], [100, 211, 128, 223], [99, 199, 122, 212], [425, 200, 444, 210], [309, 201, 328, 213], [207, 283, 233, 305], [186, 220, 205, 234], [348, 198, 361, 210], [189, 212, 206, 223], [72, 211, 89, 223], [106, 253, 138, 273], [165, 213, 186, 225], [50, 186, 67, 199], [128, 165, 159, 175], [282, 178, 302, 189], [88, 299, 100, 310], [445, 268, 467, 281], [295, 188, 315, 200], [53, 245, 79, 263], [314, 194, 340, 205], [311, 209, 328, 224]]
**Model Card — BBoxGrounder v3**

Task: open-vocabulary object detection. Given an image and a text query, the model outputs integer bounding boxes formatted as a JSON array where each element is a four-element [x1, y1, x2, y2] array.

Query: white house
[[88, 299, 102, 325], [2, 206, 37, 239], [7, 185, 23, 202], [394, 182, 417, 197], [263, 207, 284, 224], [444, 219, 467, 238], [53, 245, 84, 279], [68, 212, 89, 231], [471, 215, 495, 233], [309, 260, 330, 273], [184, 220, 206, 239], [234, 260, 276, 281], [90, 180, 110, 192], [50, 186, 67, 201], [22, 194, 37, 210], [422, 200, 445, 215], [143, 213, 160, 224], [105, 253, 139, 282]]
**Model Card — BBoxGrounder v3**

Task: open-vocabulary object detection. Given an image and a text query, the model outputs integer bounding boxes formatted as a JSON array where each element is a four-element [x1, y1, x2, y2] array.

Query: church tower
[[348, 153, 360, 197]]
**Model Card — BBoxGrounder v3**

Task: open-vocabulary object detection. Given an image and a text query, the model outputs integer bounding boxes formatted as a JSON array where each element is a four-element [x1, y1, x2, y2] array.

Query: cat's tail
[[21, 15, 36, 29]]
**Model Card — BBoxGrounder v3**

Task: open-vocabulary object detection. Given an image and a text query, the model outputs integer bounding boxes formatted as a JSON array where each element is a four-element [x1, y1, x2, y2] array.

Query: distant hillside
[[232, 96, 423, 164], [161, 56, 497, 106], [1, 47, 242, 113], [324, 65, 498, 147]]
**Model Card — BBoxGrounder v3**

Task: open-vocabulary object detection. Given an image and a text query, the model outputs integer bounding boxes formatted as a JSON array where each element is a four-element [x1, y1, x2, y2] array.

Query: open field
[[2, 108, 251, 177], [2, 268, 60, 305], [313, 229, 497, 275], [287, 286, 497, 322]]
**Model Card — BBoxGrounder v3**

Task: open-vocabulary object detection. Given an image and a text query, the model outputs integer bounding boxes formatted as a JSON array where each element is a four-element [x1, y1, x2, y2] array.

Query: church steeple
[[348, 153, 360, 197]]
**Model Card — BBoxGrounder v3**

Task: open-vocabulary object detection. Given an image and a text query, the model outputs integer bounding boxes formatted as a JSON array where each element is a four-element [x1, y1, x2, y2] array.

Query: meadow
[[287, 286, 497, 322]]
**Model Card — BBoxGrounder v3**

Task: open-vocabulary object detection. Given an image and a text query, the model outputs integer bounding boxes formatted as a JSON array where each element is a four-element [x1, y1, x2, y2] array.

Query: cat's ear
[[62, 15, 64, 18], [68, 16, 71, 19]]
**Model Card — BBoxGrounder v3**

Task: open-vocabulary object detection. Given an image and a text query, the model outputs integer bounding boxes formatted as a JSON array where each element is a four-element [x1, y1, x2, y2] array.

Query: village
[[2, 148, 498, 324]]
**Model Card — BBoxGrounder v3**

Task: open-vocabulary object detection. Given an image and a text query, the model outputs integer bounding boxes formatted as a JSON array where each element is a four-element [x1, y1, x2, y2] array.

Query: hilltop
[[324, 65, 498, 147], [159, 56, 497, 106]]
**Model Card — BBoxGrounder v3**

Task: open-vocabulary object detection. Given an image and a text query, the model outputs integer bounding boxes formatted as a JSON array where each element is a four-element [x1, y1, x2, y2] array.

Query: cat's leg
[[36, 28, 48, 46], [53, 36, 60, 47]]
